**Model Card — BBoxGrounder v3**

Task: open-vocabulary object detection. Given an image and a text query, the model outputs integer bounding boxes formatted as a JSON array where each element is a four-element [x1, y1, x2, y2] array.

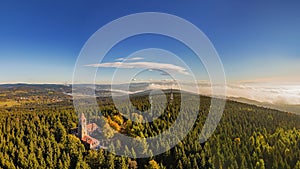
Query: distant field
[[0, 100, 21, 107], [13, 90, 28, 94]]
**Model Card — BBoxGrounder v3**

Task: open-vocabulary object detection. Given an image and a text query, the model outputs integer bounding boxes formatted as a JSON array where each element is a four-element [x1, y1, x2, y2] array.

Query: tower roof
[[80, 112, 86, 120]]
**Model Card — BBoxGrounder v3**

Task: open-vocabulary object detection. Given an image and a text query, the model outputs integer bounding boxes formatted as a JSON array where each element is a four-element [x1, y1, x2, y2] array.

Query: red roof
[[86, 123, 98, 133], [81, 135, 99, 146]]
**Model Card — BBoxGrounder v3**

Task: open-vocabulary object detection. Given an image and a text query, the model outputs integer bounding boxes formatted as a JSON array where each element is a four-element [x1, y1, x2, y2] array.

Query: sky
[[0, 0, 300, 84]]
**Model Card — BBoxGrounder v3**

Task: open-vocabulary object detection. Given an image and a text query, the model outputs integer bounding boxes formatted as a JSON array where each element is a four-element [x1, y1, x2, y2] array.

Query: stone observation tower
[[78, 113, 87, 139]]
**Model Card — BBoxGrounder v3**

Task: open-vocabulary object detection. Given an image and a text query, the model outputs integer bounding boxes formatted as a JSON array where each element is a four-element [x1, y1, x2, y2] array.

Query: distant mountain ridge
[[227, 96, 300, 115], [1, 83, 299, 114]]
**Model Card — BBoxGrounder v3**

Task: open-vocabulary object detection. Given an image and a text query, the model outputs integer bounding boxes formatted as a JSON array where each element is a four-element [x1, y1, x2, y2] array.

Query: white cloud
[[188, 81, 300, 105], [115, 57, 144, 61], [225, 83, 300, 105], [86, 61, 189, 75]]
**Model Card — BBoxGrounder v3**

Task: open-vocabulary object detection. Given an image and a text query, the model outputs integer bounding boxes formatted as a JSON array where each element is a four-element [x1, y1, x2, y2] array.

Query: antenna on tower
[[169, 83, 174, 103]]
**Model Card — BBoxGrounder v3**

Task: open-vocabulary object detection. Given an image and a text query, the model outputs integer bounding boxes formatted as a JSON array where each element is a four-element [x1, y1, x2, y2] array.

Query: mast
[[169, 83, 174, 103]]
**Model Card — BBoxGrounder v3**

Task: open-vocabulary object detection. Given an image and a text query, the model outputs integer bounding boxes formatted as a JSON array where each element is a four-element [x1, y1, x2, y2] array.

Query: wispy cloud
[[86, 61, 189, 75], [115, 57, 144, 61]]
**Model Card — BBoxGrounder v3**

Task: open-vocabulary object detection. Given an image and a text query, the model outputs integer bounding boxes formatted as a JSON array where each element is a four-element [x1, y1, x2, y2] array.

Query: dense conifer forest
[[0, 88, 300, 169]]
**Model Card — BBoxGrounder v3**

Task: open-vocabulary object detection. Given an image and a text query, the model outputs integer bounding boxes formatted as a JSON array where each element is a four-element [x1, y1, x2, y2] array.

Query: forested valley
[[0, 88, 300, 169]]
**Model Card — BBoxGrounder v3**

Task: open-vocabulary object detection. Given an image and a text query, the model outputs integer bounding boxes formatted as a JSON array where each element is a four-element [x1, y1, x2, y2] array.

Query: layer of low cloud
[[139, 81, 300, 105], [86, 61, 189, 75], [225, 83, 300, 105]]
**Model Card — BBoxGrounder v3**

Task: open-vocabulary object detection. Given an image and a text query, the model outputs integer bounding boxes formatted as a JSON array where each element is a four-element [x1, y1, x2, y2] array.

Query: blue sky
[[1, 0, 300, 84]]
